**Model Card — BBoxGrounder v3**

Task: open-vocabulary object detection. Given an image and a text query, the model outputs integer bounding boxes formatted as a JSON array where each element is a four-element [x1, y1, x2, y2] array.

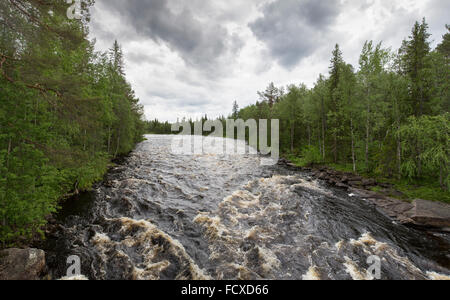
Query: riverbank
[[1, 136, 449, 280], [279, 158, 450, 232], [0, 152, 134, 280], [283, 155, 450, 204]]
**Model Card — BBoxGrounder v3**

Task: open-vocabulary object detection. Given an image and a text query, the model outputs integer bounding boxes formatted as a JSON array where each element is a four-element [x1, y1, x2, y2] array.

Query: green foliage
[[391, 178, 450, 204], [298, 146, 323, 167], [234, 20, 449, 202], [0, 0, 145, 245], [146, 119, 174, 134], [398, 114, 449, 189]]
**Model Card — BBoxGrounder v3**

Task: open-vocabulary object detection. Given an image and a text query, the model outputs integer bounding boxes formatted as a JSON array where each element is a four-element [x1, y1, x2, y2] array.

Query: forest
[[146, 19, 449, 204], [0, 0, 448, 248], [146, 119, 174, 135], [235, 20, 449, 202], [0, 0, 145, 245]]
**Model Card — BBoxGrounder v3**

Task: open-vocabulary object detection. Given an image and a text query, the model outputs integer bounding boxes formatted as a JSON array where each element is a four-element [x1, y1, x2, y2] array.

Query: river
[[44, 135, 450, 280]]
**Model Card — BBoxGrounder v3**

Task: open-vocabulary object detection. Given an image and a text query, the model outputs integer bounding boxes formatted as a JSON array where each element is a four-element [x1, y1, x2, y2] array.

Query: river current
[[44, 135, 450, 280]]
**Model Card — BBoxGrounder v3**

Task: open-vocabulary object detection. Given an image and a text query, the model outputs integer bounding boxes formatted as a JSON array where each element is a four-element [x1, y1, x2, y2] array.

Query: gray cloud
[[425, 0, 450, 47], [94, 0, 243, 73], [250, 0, 341, 68], [87, 0, 448, 122]]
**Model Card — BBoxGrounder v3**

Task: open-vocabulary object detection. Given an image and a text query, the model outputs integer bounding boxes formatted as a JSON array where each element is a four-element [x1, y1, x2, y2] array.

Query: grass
[[285, 156, 450, 204], [390, 178, 450, 204]]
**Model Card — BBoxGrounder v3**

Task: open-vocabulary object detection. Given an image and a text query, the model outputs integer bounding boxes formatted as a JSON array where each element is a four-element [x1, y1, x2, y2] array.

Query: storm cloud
[[87, 0, 448, 122], [93, 0, 243, 73], [250, 0, 341, 68]]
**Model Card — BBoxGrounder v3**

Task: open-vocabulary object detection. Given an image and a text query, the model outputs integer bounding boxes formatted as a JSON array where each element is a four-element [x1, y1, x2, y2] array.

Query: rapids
[[44, 135, 450, 280]]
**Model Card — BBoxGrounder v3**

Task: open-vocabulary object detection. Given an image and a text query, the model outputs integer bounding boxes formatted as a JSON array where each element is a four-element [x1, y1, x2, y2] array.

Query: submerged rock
[[0, 248, 46, 280]]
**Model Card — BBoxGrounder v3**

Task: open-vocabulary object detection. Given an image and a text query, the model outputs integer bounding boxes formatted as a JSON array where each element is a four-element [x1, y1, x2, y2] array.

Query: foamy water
[[45, 135, 450, 280]]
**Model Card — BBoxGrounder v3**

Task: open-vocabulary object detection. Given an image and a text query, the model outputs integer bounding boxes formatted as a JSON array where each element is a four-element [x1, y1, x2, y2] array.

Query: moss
[[370, 186, 383, 193]]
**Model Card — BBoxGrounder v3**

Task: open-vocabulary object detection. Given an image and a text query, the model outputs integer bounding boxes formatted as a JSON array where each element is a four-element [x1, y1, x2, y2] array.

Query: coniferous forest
[[234, 20, 449, 203], [0, 1, 145, 245], [0, 1, 448, 249]]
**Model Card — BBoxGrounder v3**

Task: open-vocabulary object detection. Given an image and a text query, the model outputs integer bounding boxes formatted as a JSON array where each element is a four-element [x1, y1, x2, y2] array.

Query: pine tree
[[232, 101, 239, 119], [399, 18, 432, 117], [258, 83, 283, 108], [328, 44, 344, 163], [436, 25, 450, 60], [0, 0, 145, 245]]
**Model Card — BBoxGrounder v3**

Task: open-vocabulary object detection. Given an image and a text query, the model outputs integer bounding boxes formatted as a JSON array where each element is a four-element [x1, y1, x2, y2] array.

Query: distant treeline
[[145, 119, 174, 135], [0, 1, 145, 245], [235, 19, 449, 191], [146, 116, 224, 135]]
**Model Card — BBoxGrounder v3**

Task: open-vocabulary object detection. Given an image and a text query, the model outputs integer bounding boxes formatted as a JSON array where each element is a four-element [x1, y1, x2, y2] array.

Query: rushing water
[[44, 135, 450, 280]]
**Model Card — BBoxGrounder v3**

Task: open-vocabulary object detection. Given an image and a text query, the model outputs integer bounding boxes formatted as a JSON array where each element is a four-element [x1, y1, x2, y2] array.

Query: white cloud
[[88, 0, 448, 122]]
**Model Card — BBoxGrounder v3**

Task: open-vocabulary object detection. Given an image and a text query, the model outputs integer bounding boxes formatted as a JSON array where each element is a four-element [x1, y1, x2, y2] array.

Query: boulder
[[286, 163, 299, 169], [335, 182, 349, 189], [348, 181, 363, 187], [318, 172, 328, 180], [409, 199, 450, 228], [341, 175, 352, 183], [361, 178, 377, 187], [0, 248, 45, 280], [387, 202, 414, 215]]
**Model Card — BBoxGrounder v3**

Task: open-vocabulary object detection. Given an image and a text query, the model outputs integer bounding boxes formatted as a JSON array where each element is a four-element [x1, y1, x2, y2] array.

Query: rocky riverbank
[[1, 156, 449, 280], [279, 159, 450, 232]]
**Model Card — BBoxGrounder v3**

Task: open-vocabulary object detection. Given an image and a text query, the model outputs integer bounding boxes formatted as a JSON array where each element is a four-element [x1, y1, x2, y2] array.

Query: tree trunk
[[6, 138, 11, 168], [334, 133, 337, 163], [114, 135, 120, 158], [365, 92, 371, 172], [83, 129, 87, 151], [321, 96, 326, 161], [417, 144, 422, 178], [107, 126, 111, 154], [322, 115, 326, 160], [34, 98, 38, 126], [308, 124, 311, 147], [351, 118, 356, 173], [318, 122, 322, 158], [290, 121, 294, 153], [397, 137, 402, 179], [317, 122, 321, 156]]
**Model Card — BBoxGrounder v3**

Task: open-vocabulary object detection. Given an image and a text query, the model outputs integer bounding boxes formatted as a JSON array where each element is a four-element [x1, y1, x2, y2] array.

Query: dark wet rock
[[0, 248, 46, 280], [335, 182, 349, 189], [277, 158, 289, 165], [290, 161, 450, 233], [318, 172, 328, 180], [348, 188, 379, 199], [46, 215, 57, 225], [379, 182, 394, 189], [348, 180, 363, 187], [361, 178, 377, 187], [347, 175, 363, 182]]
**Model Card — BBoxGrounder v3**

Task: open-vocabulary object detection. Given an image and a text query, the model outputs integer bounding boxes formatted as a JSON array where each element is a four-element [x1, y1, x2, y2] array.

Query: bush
[[295, 146, 323, 167]]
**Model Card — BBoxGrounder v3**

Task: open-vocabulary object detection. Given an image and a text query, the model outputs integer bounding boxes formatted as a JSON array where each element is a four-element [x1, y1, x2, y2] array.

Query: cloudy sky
[[88, 0, 448, 122]]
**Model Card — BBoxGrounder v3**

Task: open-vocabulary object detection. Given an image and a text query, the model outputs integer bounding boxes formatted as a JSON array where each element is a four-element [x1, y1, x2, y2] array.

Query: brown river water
[[44, 135, 450, 280]]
